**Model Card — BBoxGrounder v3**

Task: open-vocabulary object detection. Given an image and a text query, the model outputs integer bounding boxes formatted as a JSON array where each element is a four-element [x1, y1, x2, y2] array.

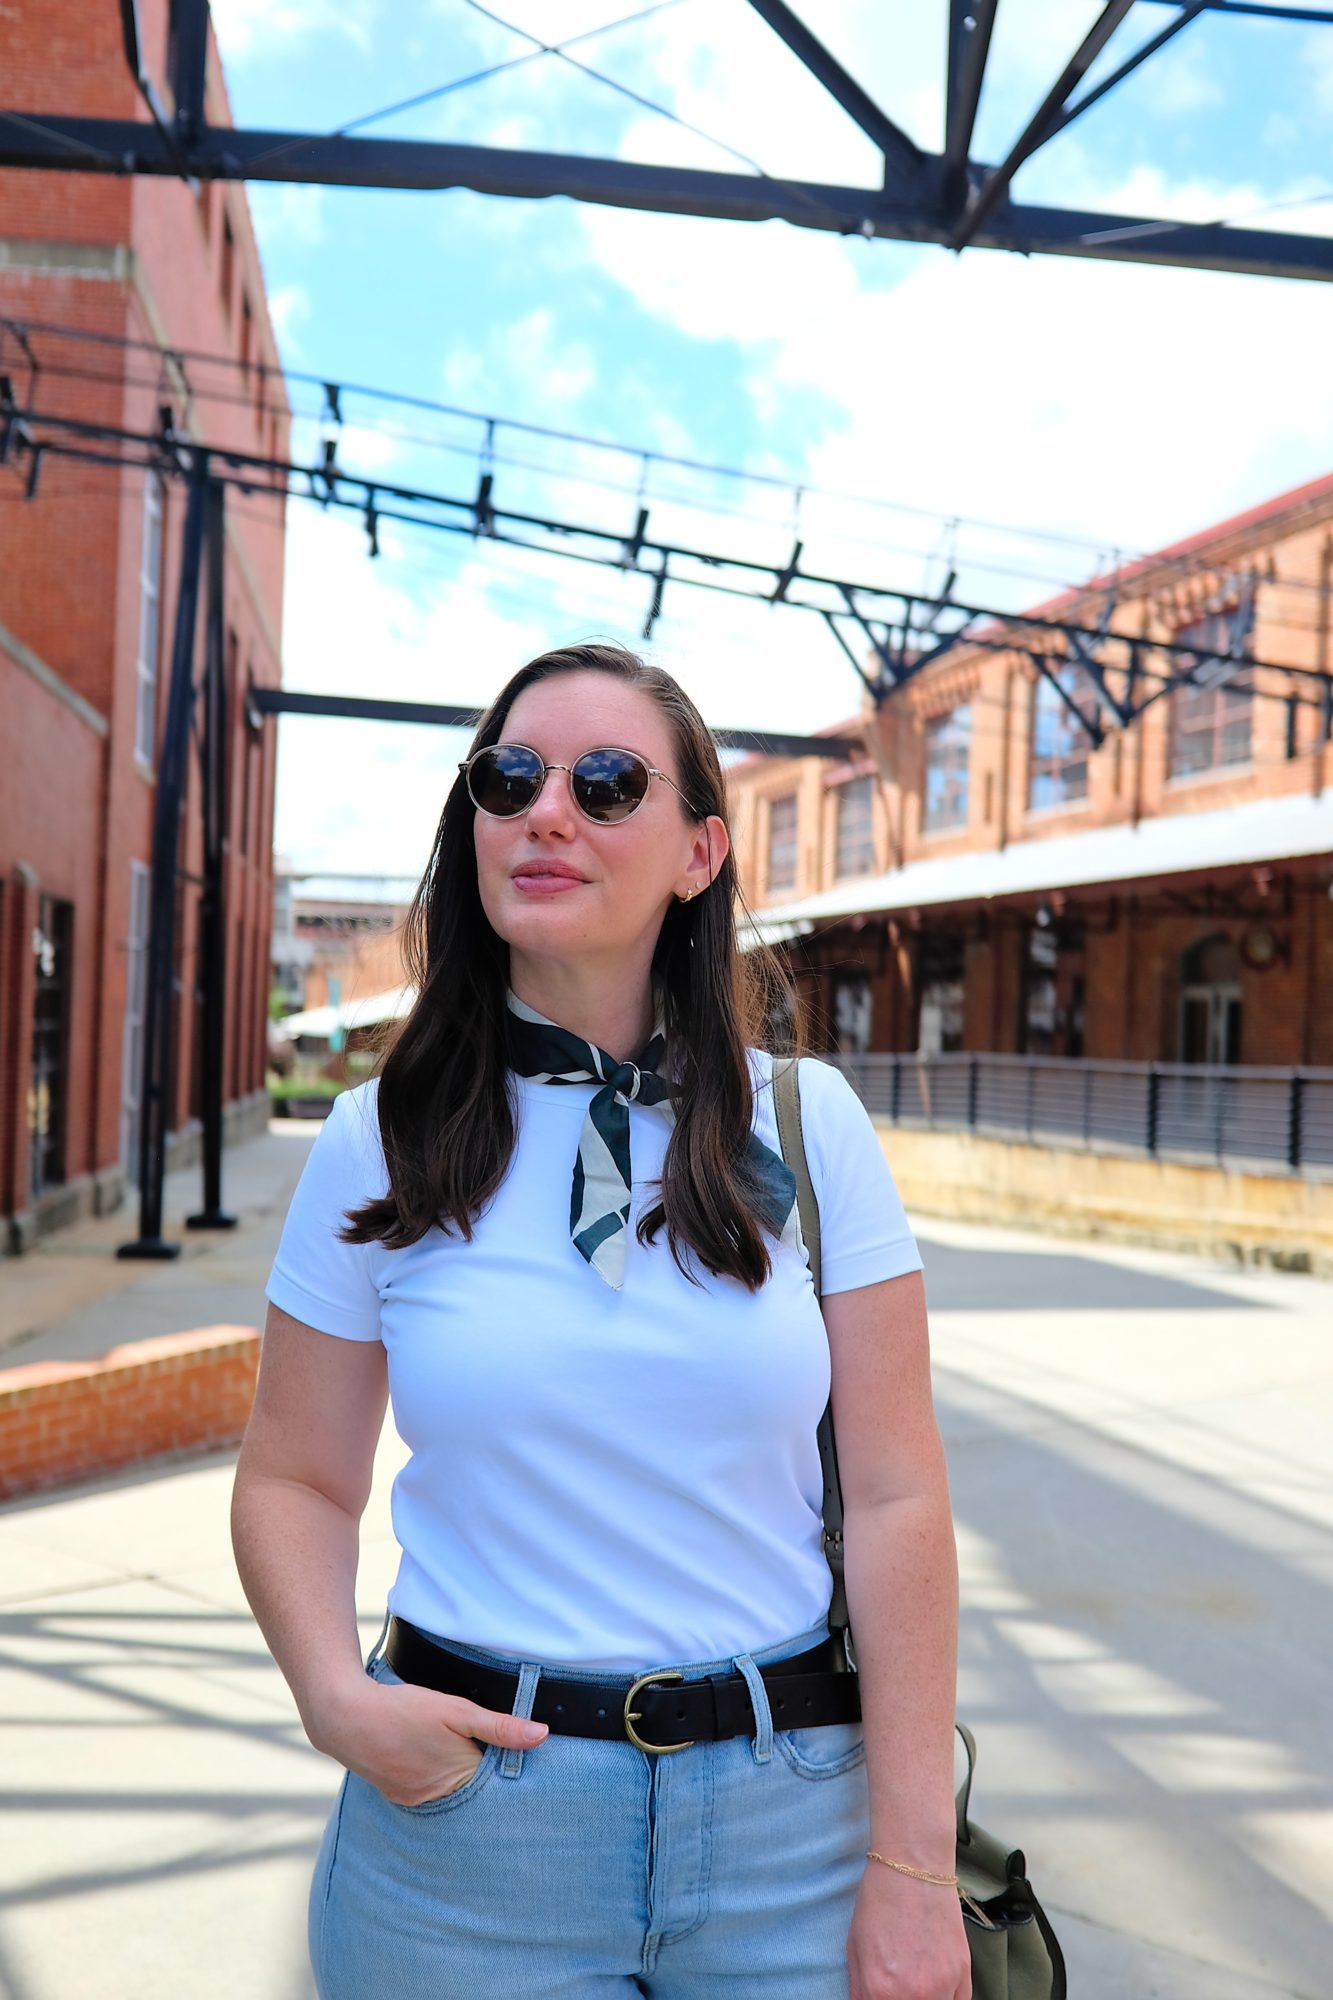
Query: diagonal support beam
[[1065, 627, 1133, 730], [1026, 651, 1107, 748], [953, 0, 1138, 248], [744, 0, 925, 184], [1046, 1, 1208, 145]]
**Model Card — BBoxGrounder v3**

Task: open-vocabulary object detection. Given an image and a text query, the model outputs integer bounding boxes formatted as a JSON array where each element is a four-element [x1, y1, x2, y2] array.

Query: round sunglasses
[[459, 743, 694, 825]]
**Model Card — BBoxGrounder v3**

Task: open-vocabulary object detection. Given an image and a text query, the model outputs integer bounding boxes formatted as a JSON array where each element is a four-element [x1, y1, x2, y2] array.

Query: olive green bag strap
[[771, 1058, 1067, 2000], [772, 1057, 852, 1667]]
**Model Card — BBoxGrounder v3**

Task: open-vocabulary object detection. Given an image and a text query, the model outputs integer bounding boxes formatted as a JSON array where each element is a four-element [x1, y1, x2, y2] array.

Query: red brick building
[[0, 0, 288, 1249], [729, 474, 1333, 1070]]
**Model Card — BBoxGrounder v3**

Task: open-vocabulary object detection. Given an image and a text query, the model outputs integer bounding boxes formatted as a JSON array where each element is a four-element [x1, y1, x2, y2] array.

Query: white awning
[[748, 786, 1333, 938], [273, 983, 416, 1041]]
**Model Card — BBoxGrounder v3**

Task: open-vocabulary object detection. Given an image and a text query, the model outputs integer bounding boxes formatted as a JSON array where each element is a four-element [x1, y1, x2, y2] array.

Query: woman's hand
[[307, 1675, 548, 1806], [847, 1863, 972, 2000]]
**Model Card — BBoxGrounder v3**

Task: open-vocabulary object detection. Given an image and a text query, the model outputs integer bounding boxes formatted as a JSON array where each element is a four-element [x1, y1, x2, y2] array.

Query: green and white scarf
[[505, 991, 800, 1290]]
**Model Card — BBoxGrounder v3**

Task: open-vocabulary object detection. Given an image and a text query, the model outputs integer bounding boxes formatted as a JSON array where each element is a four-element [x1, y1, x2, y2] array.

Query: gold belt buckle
[[624, 1668, 694, 1754]]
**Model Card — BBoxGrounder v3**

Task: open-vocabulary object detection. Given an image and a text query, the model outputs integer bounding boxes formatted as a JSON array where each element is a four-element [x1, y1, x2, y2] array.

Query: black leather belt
[[383, 1616, 862, 1753]]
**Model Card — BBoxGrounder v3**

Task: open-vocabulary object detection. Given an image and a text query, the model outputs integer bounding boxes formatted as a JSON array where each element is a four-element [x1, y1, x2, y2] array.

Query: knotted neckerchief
[[505, 991, 801, 1290]]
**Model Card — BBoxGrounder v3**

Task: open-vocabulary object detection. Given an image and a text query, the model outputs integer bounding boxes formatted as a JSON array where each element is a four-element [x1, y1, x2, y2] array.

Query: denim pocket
[[364, 1652, 499, 1814], [775, 1718, 867, 1779]]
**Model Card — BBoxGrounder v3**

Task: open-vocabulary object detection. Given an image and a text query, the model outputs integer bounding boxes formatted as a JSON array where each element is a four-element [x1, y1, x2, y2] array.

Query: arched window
[[1179, 932, 1241, 1064]]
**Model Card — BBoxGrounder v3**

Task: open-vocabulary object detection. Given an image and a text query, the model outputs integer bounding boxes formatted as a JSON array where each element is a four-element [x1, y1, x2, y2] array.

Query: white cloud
[[572, 155, 1333, 609], [247, 183, 329, 248], [267, 284, 311, 358], [210, 0, 379, 60], [1308, 25, 1333, 116]]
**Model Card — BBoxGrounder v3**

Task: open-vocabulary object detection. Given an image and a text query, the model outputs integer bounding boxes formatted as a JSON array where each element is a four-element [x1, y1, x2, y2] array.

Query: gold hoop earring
[[680, 887, 695, 903]]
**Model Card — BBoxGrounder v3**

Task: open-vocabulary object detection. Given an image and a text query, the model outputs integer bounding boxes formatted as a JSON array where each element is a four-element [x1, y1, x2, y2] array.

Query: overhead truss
[[0, 0, 1330, 280], [4, 325, 1330, 756]]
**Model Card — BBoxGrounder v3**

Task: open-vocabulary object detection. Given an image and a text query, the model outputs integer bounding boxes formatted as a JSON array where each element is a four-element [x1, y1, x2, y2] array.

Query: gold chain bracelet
[[864, 1851, 959, 1888]]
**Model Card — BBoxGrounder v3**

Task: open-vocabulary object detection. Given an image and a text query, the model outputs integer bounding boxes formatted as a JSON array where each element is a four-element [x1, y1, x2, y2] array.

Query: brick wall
[[1, 0, 288, 1246], [0, 1325, 259, 1501]]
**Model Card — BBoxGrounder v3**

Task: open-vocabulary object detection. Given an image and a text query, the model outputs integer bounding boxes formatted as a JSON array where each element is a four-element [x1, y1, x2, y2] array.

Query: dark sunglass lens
[[572, 749, 650, 822], [469, 744, 543, 816]]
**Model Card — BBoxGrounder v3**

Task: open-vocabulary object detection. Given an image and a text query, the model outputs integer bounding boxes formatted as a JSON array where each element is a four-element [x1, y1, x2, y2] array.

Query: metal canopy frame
[[0, 0, 1329, 280], [5, 342, 1329, 760]]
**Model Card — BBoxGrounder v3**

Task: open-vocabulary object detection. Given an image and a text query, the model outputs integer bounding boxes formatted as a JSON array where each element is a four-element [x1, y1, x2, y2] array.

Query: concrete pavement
[[1, 1119, 1330, 1998]]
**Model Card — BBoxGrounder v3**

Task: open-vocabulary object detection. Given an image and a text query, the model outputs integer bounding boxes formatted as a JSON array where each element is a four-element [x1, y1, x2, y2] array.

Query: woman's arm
[[230, 1302, 391, 1748], [232, 1304, 548, 1801], [820, 1268, 970, 2000]]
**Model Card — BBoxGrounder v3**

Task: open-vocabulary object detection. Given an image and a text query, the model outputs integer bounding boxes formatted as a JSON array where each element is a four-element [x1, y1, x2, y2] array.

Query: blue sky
[[206, 0, 1333, 882]]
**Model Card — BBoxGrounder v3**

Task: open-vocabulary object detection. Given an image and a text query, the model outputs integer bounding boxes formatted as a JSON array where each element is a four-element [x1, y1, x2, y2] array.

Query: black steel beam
[[247, 687, 863, 758], [743, 0, 925, 184], [118, 458, 210, 1262], [953, 0, 1138, 248], [186, 476, 237, 1235], [944, 0, 998, 191], [168, 0, 210, 142], [3, 116, 1329, 278]]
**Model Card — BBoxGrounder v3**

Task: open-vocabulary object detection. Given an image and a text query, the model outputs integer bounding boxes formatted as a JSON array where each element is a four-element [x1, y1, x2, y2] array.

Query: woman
[[233, 642, 969, 2000]]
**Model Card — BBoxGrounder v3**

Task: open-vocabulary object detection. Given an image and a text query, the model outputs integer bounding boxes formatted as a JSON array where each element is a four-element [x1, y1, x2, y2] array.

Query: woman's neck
[[508, 959, 658, 1062]]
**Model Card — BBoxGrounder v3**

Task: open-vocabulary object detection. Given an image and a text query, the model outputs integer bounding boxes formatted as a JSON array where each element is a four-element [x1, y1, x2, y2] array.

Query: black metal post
[[1145, 1065, 1160, 1156], [1288, 1073, 1305, 1173], [187, 476, 237, 1232], [966, 1053, 979, 1132], [118, 455, 209, 1260]]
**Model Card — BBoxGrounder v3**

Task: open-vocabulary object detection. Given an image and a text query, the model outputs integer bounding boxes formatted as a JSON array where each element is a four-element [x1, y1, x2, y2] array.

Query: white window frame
[[135, 471, 164, 767], [120, 859, 152, 1173]]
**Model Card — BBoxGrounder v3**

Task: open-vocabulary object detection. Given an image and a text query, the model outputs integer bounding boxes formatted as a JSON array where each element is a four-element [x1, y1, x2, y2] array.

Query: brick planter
[[0, 1326, 259, 1502]]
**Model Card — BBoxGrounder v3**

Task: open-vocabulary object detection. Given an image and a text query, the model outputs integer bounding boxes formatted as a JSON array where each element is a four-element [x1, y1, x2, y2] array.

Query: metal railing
[[827, 1052, 1333, 1178]]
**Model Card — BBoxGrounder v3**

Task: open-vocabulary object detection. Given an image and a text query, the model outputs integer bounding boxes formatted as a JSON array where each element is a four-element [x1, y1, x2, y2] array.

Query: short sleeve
[[796, 1058, 924, 1296], [264, 1087, 385, 1341]]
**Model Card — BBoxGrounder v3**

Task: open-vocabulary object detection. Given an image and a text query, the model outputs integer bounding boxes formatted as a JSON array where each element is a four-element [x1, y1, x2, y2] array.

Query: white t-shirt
[[264, 1051, 923, 1671]]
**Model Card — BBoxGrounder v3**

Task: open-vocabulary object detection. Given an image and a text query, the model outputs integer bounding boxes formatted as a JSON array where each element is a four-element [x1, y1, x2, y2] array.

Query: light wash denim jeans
[[308, 1612, 870, 1998]]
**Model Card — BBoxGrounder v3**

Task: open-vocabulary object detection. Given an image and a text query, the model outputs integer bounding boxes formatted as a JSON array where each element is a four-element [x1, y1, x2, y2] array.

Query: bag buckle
[[624, 1669, 694, 1754]]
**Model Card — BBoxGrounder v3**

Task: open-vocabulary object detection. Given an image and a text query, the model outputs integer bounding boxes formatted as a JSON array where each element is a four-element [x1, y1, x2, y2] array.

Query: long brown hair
[[339, 642, 802, 1290]]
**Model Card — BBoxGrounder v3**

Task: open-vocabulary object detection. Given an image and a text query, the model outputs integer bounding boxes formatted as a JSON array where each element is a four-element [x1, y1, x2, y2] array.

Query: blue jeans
[[308, 1612, 870, 1997]]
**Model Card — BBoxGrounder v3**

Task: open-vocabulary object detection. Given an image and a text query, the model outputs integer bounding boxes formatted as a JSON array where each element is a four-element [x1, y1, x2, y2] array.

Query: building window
[[1029, 663, 1091, 811], [831, 974, 873, 1053], [1167, 613, 1252, 779], [220, 211, 235, 317], [923, 706, 971, 833], [766, 793, 798, 894], [240, 289, 254, 378], [833, 774, 875, 878], [1021, 915, 1086, 1058], [135, 470, 164, 766], [1179, 932, 1241, 1064], [916, 931, 965, 1053], [29, 895, 74, 1198]]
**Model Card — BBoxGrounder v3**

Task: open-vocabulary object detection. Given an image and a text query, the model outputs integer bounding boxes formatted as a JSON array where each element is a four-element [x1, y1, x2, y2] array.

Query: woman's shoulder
[[328, 1077, 386, 1165], [745, 1048, 864, 1134]]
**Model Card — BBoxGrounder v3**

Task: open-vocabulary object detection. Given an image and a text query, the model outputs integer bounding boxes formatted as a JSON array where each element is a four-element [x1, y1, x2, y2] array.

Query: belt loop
[[500, 1662, 542, 1779], [363, 1607, 391, 1675], [732, 1653, 774, 1764]]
